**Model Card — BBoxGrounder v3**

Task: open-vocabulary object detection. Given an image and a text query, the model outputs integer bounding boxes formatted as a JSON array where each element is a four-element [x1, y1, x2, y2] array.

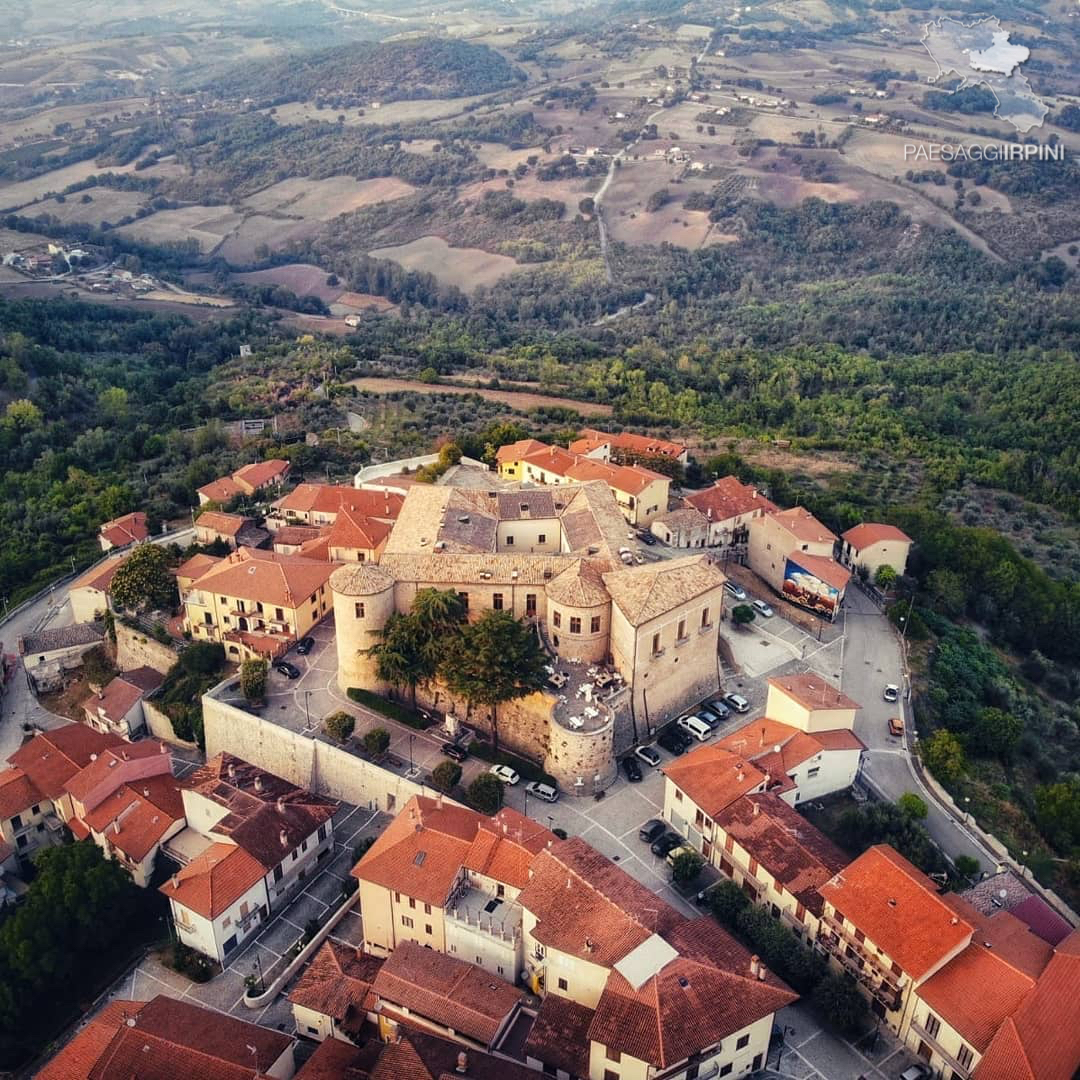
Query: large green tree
[[109, 543, 176, 612], [368, 611, 429, 706]]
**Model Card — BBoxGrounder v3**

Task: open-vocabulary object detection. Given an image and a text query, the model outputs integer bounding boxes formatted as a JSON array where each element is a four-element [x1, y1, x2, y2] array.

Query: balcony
[[446, 888, 522, 945], [909, 1018, 973, 1080]]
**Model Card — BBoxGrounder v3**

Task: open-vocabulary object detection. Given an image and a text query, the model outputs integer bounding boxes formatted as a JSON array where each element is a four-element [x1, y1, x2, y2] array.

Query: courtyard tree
[[467, 771, 504, 815], [367, 612, 428, 706], [240, 658, 268, 704], [671, 849, 705, 885], [109, 543, 176, 612], [812, 973, 867, 1035], [875, 564, 898, 589], [731, 604, 756, 627], [363, 726, 391, 758], [324, 711, 355, 742], [431, 760, 463, 793], [708, 880, 750, 927]]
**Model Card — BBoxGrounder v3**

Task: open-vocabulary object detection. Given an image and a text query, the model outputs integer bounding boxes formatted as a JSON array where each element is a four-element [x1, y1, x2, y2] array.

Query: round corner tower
[[330, 563, 397, 695]]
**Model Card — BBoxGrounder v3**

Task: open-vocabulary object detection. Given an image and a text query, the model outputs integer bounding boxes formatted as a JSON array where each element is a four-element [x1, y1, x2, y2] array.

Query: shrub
[[347, 687, 432, 729], [362, 727, 391, 757], [431, 760, 462, 793], [954, 854, 980, 879], [467, 772, 504, 815], [240, 658, 268, 703], [324, 711, 355, 742], [731, 604, 756, 626], [708, 880, 749, 926], [812, 973, 868, 1035], [671, 849, 705, 884], [898, 792, 928, 819]]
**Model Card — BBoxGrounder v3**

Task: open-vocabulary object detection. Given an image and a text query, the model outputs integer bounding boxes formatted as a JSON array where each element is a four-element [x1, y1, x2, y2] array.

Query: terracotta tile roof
[[602, 554, 726, 626], [124, 666, 165, 694], [0, 768, 44, 821], [568, 435, 609, 455], [974, 931, 1080, 1080], [1009, 895, 1073, 946], [654, 506, 709, 531], [347, 1029, 537, 1080], [685, 475, 778, 522], [565, 458, 666, 496], [581, 428, 687, 460], [288, 940, 384, 1029], [521, 445, 579, 476], [80, 673, 155, 729], [159, 841, 266, 918], [63, 739, 170, 804], [518, 837, 684, 968], [716, 793, 849, 915], [35, 1000, 147, 1080], [788, 551, 851, 591], [820, 845, 973, 980], [588, 917, 797, 1068], [274, 483, 403, 519], [195, 511, 248, 537], [197, 476, 243, 503], [175, 553, 222, 582], [496, 438, 548, 463], [462, 807, 555, 889], [811, 728, 866, 751], [545, 560, 610, 607], [662, 745, 768, 817], [841, 523, 911, 550], [187, 546, 338, 609], [294, 1037, 367, 1080], [233, 458, 289, 490], [70, 555, 128, 594], [83, 775, 184, 863], [768, 674, 860, 713], [770, 506, 837, 545], [98, 512, 149, 547], [186, 753, 337, 868], [522, 992, 594, 1077], [715, 718, 864, 778], [8, 724, 124, 798], [272, 525, 325, 547], [327, 504, 393, 552], [373, 940, 523, 1047]]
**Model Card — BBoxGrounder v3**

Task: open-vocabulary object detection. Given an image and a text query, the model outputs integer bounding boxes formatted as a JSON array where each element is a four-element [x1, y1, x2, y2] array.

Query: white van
[[676, 714, 712, 742]]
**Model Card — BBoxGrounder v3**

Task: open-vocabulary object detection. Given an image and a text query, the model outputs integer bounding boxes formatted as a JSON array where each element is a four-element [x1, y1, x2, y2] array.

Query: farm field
[[113, 204, 244, 254], [266, 94, 492, 127], [349, 376, 614, 416], [243, 175, 416, 219], [0, 157, 141, 211], [368, 235, 522, 291], [31, 186, 147, 226]]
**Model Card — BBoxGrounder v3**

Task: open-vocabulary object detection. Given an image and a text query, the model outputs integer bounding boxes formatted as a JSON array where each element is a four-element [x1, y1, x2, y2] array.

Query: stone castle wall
[[115, 623, 178, 677]]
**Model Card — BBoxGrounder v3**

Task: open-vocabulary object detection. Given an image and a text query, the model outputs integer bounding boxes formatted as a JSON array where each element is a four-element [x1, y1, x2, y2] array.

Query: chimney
[[276, 795, 285, 813], [455, 1050, 468, 1074], [159, 742, 167, 754], [280, 828, 289, 848], [171, 875, 178, 889], [737, 771, 745, 782], [752, 801, 760, 817], [749, 955, 760, 978], [113, 819, 120, 835], [435, 793, 443, 810], [950, 916, 958, 925], [90, 753, 98, 762], [760, 727, 766, 747], [143, 788, 150, 798], [254, 775, 263, 792]]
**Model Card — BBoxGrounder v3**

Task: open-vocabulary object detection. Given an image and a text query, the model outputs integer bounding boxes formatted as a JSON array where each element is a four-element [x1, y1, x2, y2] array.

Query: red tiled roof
[[233, 458, 289, 491], [8, 725, 124, 799], [99, 512, 149, 548], [768, 674, 859, 713], [588, 917, 797, 1068], [517, 838, 684, 968], [187, 547, 337, 608], [274, 483, 403, 519], [771, 506, 837, 545], [288, 940, 384, 1026], [0, 768, 44, 821], [83, 775, 184, 863], [820, 845, 973, 980], [272, 525, 325, 547], [197, 476, 243, 503], [661, 745, 768, 817], [521, 445, 579, 476], [373, 940, 523, 1047], [462, 807, 554, 890], [195, 511, 248, 537], [70, 555, 128, 594], [581, 428, 687, 460], [685, 475, 778, 522], [294, 1037, 368, 1080], [522, 993, 594, 1078], [35, 1000, 147, 1080], [175, 553, 222, 582], [566, 458, 665, 496], [80, 676, 147, 729], [63, 739, 170, 804], [327, 504, 393, 552], [841, 523, 911, 550], [159, 841, 267, 919], [714, 718, 864, 779], [1009, 894, 1073, 947], [496, 438, 548, 463], [788, 551, 851, 591]]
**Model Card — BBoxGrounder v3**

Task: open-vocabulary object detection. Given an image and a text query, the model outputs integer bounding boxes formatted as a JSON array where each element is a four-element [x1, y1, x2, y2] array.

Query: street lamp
[[409, 733, 415, 773], [303, 690, 312, 731], [252, 951, 265, 993]]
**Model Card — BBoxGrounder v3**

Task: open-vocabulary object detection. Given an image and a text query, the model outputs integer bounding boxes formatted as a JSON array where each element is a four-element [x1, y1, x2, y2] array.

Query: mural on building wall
[[782, 558, 840, 617]]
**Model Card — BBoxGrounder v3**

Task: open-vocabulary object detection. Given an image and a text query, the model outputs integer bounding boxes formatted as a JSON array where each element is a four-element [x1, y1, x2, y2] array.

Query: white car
[[525, 780, 558, 802], [724, 582, 747, 601], [883, 684, 900, 703], [634, 744, 662, 767], [489, 764, 521, 785], [752, 599, 774, 617]]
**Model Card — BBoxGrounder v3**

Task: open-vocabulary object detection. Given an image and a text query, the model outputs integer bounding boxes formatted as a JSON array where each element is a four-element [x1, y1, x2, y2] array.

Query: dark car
[[273, 660, 301, 679], [657, 727, 690, 755], [621, 756, 643, 783], [700, 700, 731, 725], [440, 742, 468, 762], [651, 831, 684, 857], [639, 531, 657, 546], [639, 819, 667, 843], [295, 636, 315, 655]]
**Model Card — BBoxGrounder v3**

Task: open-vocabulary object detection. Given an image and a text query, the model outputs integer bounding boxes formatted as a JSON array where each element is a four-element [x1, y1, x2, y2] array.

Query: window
[[553, 611, 562, 629], [355, 602, 365, 618], [957, 1046, 974, 1069], [604, 1072, 619, 1080], [497, 883, 505, 898], [570, 617, 581, 634], [807, 766, 820, 778], [795, 901, 806, 922], [505, 535, 514, 546], [652, 632, 661, 655], [273, 866, 283, 883], [311, 609, 318, 621], [317, 825, 327, 843], [401, 915, 414, 929], [677, 618, 687, 641], [425, 924, 433, 935], [408, 897, 416, 909], [31, 804, 40, 816], [275, 607, 284, 621], [538, 533, 547, 544], [11, 814, 21, 830], [16, 835, 26, 849], [493, 593, 504, 611], [558, 977, 568, 991], [606, 1048, 621, 1063], [725, 834, 733, 853], [591, 615, 601, 633], [924, 1013, 941, 1038], [748, 857, 758, 876], [720, 1066, 733, 1077], [675, 789, 683, 802], [736, 1034, 750, 1050], [222, 916, 231, 928], [854, 929, 865, 944], [525, 594, 537, 616], [301, 839, 308, 853], [424, 903, 431, 915], [204, 612, 213, 625]]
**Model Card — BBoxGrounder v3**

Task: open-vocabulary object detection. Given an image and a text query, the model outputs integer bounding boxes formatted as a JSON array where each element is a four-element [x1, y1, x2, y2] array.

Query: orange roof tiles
[[820, 845, 973, 980], [841, 523, 912, 550], [768, 673, 860, 713], [175, 553, 222, 582], [517, 838, 684, 968], [233, 458, 289, 491], [288, 940, 384, 1030], [35, 1000, 147, 1080], [662, 745, 768, 817], [195, 511, 247, 537], [712, 718, 864, 781], [327, 504, 393, 552], [63, 739, 170, 805], [373, 940, 523, 1047], [771, 506, 838, 545], [70, 555, 128, 594], [80, 672, 157, 730], [580, 428, 687, 460], [159, 841, 266, 919], [187, 547, 337, 608], [197, 476, 243, 503], [521, 444, 579, 476], [496, 438, 548, 463], [790, 551, 851, 591], [274, 483, 403, 519], [98, 512, 149, 548], [83, 775, 184, 863], [463, 807, 554, 889], [565, 458, 664, 496], [8, 724, 123, 799], [0, 768, 44, 821], [522, 993, 595, 1078], [685, 475, 778, 522]]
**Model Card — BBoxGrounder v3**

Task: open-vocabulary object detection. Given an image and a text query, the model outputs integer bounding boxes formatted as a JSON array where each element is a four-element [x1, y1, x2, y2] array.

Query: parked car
[[621, 757, 643, 783], [724, 581, 747, 601], [657, 727, 690, 755], [888, 715, 904, 737], [273, 660, 301, 679], [295, 636, 315, 655], [525, 780, 559, 803], [701, 699, 731, 724], [723, 693, 750, 714], [639, 531, 657, 546], [650, 831, 684, 857], [639, 819, 667, 843], [440, 742, 468, 762], [696, 702, 728, 728], [900, 1067, 931, 1080], [751, 600, 774, 618], [489, 764, 521, 785], [634, 744, 662, 767], [666, 843, 697, 867], [677, 714, 712, 741], [883, 683, 900, 703]]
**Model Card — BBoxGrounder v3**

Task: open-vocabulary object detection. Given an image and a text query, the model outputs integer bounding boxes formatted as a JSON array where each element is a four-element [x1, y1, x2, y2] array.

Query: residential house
[[160, 753, 337, 962], [68, 555, 127, 622], [18, 621, 106, 692], [839, 523, 913, 581], [574, 427, 690, 466], [194, 510, 268, 550], [80, 666, 163, 739], [197, 458, 290, 506], [649, 506, 710, 548], [747, 507, 850, 620], [684, 475, 779, 548], [98, 511, 149, 551], [270, 484, 403, 528], [290, 939, 384, 1042], [271, 525, 325, 554], [0, 724, 124, 863], [35, 995, 295, 1080], [178, 547, 338, 660], [495, 438, 550, 480]]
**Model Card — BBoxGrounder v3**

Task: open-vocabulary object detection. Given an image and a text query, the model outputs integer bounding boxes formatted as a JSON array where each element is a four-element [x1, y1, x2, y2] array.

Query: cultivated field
[[348, 376, 614, 416], [0, 157, 141, 211], [114, 204, 244, 254], [369, 235, 521, 291], [267, 94, 492, 127], [227, 263, 341, 302], [31, 186, 147, 226], [243, 175, 416, 220]]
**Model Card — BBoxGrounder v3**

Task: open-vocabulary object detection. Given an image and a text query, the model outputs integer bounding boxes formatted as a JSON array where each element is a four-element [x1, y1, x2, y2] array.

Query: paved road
[[844, 587, 998, 872]]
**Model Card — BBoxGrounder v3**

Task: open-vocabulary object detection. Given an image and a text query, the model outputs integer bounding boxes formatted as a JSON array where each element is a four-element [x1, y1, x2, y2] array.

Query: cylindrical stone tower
[[544, 707, 617, 796], [330, 563, 396, 694]]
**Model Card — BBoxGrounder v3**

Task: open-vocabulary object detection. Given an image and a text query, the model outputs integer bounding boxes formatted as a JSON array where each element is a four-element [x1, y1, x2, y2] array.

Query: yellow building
[[178, 547, 338, 660], [495, 438, 549, 480], [840, 522, 913, 580]]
